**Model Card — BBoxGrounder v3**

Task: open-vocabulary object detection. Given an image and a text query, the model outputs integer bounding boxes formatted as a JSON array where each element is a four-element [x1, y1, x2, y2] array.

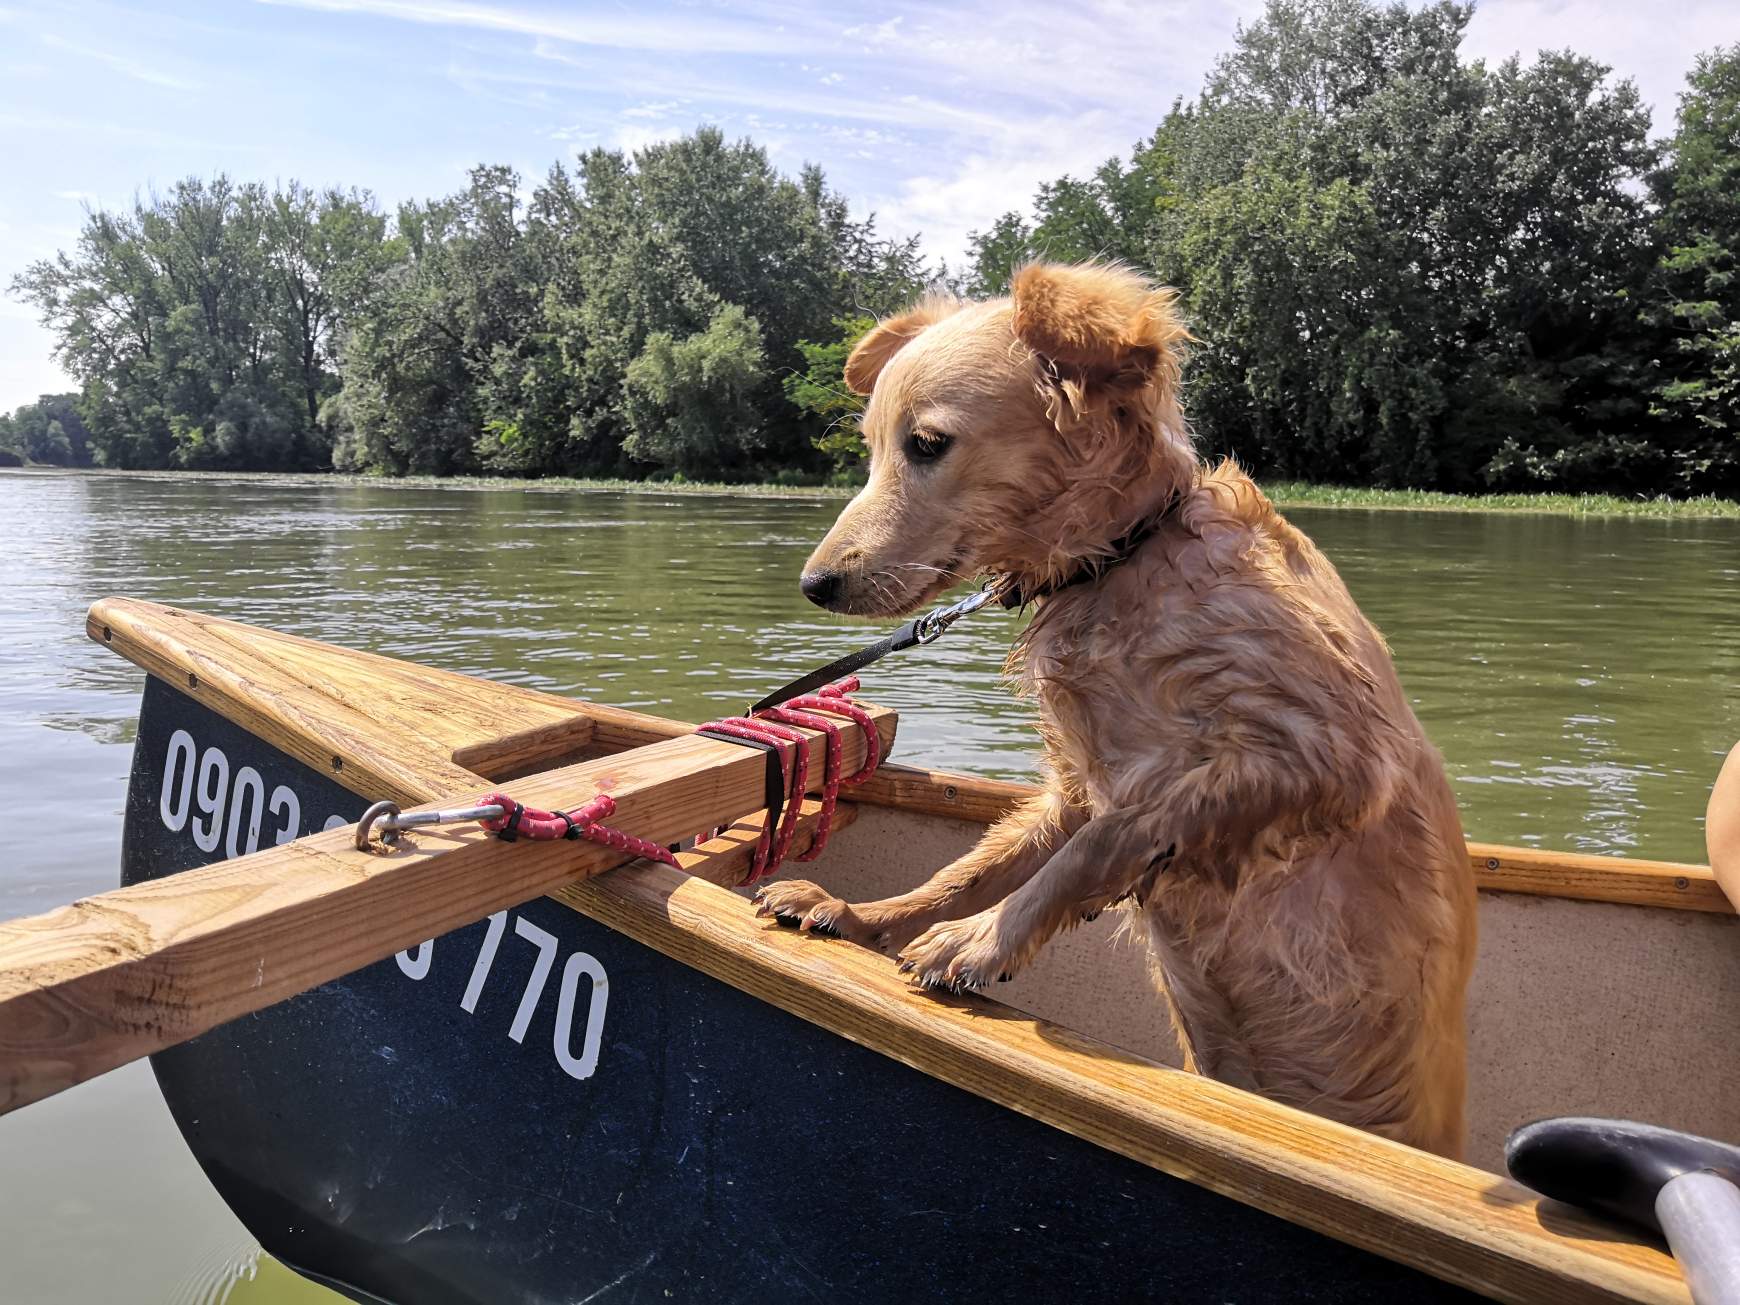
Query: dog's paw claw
[[753, 879, 834, 925], [753, 879, 897, 947], [896, 913, 1019, 993]]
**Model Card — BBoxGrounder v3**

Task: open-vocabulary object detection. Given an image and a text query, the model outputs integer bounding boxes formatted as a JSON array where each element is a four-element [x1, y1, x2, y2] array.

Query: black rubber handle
[[1506, 1116, 1740, 1234]]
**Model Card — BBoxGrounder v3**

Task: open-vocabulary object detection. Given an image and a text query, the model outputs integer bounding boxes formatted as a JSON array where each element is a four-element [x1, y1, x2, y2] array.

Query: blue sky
[[2, 0, 1735, 413]]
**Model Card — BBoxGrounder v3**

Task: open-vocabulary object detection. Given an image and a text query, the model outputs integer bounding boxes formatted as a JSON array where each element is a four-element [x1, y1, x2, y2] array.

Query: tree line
[[967, 1, 1738, 496], [6, 0, 1738, 496], [8, 134, 927, 482]]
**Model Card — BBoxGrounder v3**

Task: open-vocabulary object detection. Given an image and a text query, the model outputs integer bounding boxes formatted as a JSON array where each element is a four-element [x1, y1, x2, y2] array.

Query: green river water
[[0, 467, 1735, 1302]]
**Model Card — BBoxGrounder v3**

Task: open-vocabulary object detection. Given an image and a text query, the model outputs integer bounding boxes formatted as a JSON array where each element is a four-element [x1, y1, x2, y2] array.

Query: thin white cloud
[[521, 40, 1018, 135], [404, 0, 1263, 263], [0, 110, 242, 152], [614, 121, 686, 154], [51, 189, 97, 202], [40, 33, 200, 91], [841, 15, 904, 47], [874, 110, 1139, 264], [253, 0, 804, 56], [621, 100, 683, 120]]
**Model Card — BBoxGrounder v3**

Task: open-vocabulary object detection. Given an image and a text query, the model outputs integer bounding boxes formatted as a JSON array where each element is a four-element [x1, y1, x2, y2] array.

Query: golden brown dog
[[754, 262, 1478, 1158]]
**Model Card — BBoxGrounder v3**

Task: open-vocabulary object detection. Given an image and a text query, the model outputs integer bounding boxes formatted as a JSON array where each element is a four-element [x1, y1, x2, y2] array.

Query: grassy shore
[[1257, 481, 1740, 519], [10, 465, 1740, 518]]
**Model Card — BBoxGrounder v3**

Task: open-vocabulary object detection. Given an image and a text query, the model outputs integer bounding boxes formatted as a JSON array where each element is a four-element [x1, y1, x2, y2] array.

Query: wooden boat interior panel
[[796, 806, 1740, 1175]]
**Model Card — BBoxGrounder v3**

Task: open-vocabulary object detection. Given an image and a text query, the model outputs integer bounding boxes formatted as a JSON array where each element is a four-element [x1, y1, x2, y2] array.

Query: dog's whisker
[[888, 562, 957, 581], [864, 570, 904, 609]]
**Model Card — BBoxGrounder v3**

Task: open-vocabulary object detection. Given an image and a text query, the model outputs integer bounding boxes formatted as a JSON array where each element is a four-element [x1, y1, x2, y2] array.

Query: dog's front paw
[[752, 879, 843, 931], [754, 879, 890, 945], [896, 910, 1019, 993]]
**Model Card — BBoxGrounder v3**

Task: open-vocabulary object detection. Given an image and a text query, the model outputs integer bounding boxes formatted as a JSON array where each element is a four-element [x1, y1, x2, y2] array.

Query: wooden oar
[[0, 713, 890, 1116]]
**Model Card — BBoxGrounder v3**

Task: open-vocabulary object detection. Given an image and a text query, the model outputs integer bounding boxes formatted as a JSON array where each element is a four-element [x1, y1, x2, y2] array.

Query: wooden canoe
[[3, 597, 1737, 1304]]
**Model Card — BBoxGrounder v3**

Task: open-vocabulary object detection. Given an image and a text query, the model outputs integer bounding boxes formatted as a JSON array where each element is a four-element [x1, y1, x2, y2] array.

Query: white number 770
[[396, 912, 609, 1081]]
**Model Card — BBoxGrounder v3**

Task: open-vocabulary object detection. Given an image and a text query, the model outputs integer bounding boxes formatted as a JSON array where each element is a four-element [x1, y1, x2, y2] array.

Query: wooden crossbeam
[[0, 712, 891, 1115]]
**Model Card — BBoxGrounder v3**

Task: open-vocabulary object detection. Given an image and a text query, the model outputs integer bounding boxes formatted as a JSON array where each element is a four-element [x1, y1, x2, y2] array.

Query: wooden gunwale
[[0, 597, 1713, 1301], [847, 764, 1728, 914]]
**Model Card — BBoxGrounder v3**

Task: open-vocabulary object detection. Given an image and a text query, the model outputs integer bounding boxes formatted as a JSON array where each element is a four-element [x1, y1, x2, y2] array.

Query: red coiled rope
[[476, 791, 678, 866], [459, 677, 881, 885], [697, 676, 881, 885]]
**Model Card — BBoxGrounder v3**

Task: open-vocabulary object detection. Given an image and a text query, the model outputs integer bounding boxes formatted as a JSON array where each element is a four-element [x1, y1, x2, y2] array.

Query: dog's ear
[[1011, 263, 1187, 381], [844, 296, 962, 395]]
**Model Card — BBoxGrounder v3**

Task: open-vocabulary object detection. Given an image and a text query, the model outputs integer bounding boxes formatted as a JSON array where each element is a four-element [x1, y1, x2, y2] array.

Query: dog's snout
[[799, 569, 841, 608]]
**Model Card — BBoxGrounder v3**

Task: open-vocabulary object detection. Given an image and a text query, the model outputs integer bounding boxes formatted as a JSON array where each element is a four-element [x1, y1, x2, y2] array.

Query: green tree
[[971, 0, 1665, 492], [333, 166, 541, 475], [516, 127, 929, 478], [784, 314, 874, 474], [1644, 46, 1740, 494], [1178, 166, 1445, 484], [0, 394, 93, 466], [622, 303, 767, 474], [964, 213, 1031, 298], [12, 177, 387, 471], [268, 182, 391, 456]]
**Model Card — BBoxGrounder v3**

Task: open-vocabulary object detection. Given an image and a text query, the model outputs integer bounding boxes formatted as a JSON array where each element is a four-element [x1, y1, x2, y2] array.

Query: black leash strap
[[694, 727, 789, 836], [703, 585, 1001, 829], [748, 584, 1001, 715], [747, 618, 924, 715]]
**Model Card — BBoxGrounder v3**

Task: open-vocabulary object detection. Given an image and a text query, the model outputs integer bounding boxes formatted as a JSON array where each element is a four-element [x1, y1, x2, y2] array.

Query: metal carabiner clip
[[912, 582, 998, 644]]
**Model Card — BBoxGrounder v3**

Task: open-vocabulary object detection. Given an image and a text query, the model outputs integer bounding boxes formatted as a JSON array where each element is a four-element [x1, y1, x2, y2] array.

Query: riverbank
[[7, 465, 1739, 518], [1258, 481, 1740, 519]]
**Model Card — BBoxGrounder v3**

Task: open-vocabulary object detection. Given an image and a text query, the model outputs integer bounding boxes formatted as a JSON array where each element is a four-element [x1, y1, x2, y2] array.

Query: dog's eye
[[905, 431, 953, 463]]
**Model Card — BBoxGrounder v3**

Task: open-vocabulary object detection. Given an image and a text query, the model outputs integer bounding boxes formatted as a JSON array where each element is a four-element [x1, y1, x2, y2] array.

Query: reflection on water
[[180, 1248, 337, 1304], [0, 467, 1736, 1300]]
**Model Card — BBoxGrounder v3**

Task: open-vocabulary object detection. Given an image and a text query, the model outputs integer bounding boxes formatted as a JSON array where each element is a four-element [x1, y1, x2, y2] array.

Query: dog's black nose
[[800, 569, 840, 607]]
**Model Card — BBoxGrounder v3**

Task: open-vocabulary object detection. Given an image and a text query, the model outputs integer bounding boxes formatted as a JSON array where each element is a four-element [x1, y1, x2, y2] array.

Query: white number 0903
[[158, 728, 341, 857]]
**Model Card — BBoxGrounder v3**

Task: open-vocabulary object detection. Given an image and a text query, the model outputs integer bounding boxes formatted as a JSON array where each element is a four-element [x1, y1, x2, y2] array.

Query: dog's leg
[[752, 787, 1087, 953], [896, 807, 1165, 990]]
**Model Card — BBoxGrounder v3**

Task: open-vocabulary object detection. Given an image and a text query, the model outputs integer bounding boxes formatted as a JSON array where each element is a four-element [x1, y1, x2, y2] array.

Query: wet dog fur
[[754, 263, 1477, 1159]]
